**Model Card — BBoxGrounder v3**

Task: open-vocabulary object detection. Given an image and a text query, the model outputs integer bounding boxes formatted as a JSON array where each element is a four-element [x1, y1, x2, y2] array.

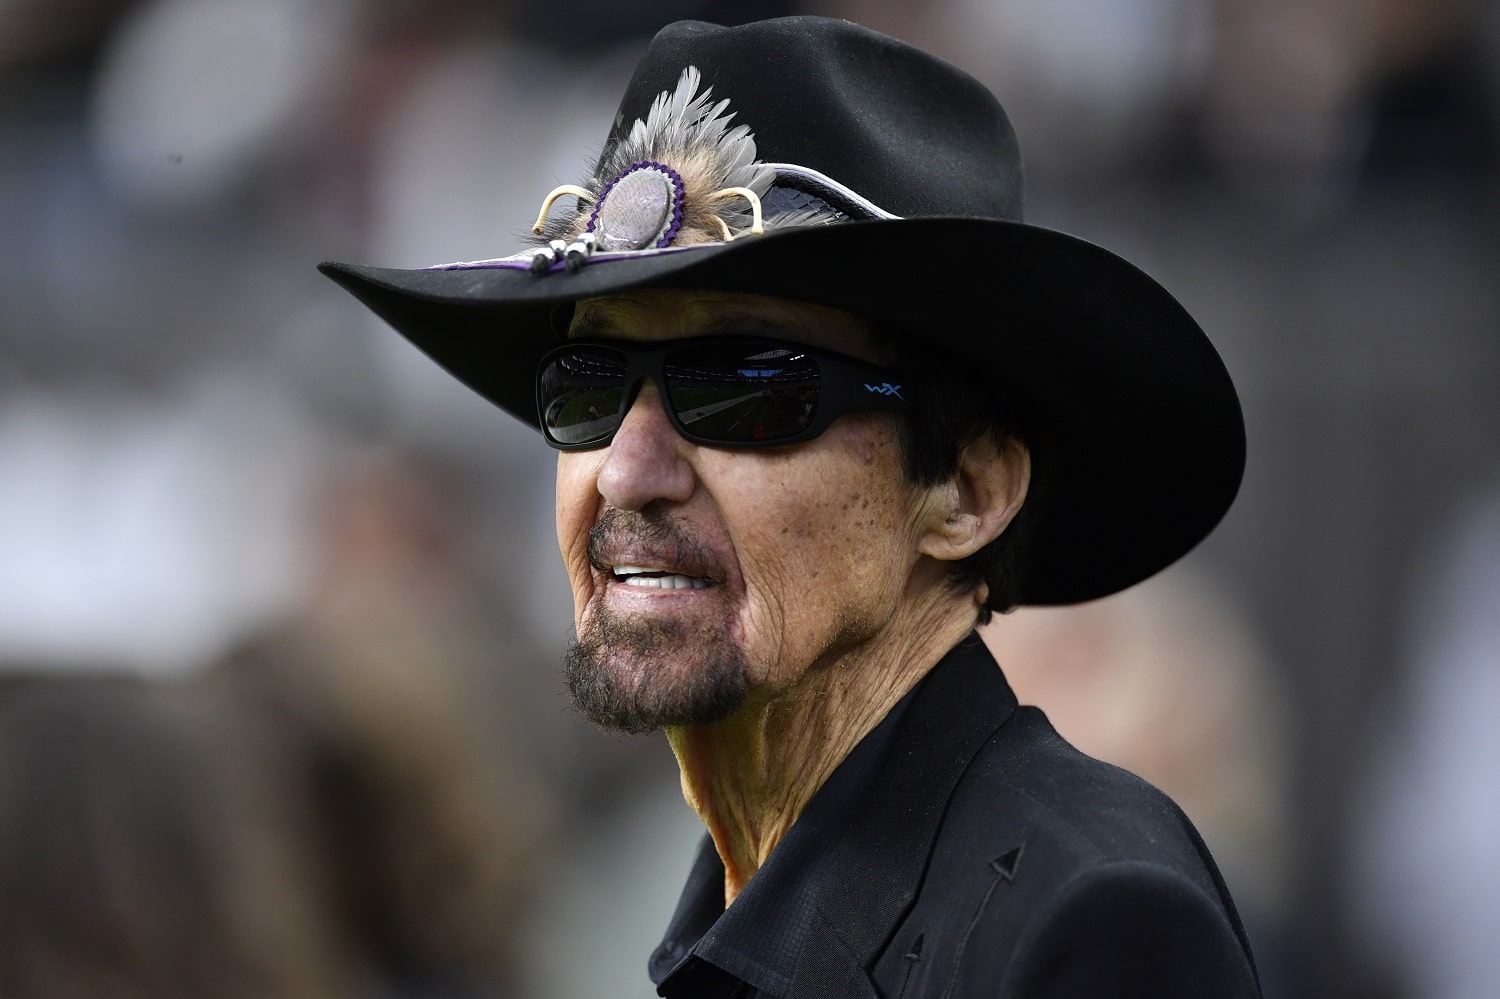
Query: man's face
[[555, 289, 939, 733]]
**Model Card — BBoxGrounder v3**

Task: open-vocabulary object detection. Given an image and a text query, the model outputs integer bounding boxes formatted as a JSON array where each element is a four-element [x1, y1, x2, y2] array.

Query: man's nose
[[596, 382, 695, 511]]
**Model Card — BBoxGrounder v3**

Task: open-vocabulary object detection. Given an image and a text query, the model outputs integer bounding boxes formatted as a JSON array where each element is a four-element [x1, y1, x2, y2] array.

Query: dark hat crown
[[607, 17, 1024, 222]]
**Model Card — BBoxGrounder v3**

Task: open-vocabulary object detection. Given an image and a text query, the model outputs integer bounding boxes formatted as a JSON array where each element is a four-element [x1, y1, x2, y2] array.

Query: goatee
[[565, 604, 747, 734]]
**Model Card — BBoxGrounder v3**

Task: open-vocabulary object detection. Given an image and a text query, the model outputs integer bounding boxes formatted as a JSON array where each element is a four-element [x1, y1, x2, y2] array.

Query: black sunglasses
[[537, 336, 909, 450]]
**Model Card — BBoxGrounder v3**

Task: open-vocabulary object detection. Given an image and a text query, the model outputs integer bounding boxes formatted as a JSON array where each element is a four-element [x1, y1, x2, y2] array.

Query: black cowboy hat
[[319, 15, 1244, 606]]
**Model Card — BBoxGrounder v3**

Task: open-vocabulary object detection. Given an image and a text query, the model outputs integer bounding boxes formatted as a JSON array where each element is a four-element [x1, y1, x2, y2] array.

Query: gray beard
[[564, 603, 748, 734]]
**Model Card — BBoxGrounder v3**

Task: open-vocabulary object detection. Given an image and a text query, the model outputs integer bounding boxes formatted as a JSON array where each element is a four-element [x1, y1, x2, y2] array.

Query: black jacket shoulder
[[870, 707, 1261, 999], [787, 639, 1261, 999]]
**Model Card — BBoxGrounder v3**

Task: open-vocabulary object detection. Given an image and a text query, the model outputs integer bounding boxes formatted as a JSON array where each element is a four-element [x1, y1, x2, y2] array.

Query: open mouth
[[611, 565, 713, 590]]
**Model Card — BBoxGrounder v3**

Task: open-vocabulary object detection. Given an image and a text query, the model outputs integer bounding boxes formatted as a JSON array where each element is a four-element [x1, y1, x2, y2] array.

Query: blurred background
[[1, 0, 1496, 996]]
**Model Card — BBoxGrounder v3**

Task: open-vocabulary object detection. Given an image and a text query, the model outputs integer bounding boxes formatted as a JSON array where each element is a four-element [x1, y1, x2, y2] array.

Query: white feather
[[598, 67, 773, 195], [532, 65, 837, 247]]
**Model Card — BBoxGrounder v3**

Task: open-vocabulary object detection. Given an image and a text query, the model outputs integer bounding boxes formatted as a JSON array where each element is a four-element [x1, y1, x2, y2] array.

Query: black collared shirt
[[648, 687, 916, 998]]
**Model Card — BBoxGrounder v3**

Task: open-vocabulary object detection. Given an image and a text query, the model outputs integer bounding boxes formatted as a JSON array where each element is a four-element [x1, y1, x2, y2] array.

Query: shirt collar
[[649, 682, 917, 996]]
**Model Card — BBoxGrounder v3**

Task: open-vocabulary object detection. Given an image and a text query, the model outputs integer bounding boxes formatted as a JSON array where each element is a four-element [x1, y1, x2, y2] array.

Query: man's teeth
[[612, 565, 710, 590]]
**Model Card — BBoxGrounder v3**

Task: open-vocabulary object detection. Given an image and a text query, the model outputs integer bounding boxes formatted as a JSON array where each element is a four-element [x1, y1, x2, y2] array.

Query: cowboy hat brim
[[319, 215, 1244, 606]]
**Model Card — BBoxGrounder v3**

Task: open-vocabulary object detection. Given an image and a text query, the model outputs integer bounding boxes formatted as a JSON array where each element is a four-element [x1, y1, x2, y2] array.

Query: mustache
[[586, 508, 723, 581]]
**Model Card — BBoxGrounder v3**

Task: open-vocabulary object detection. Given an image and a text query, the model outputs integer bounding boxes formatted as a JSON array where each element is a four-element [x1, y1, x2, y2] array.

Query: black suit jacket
[[785, 636, 1262, 998]]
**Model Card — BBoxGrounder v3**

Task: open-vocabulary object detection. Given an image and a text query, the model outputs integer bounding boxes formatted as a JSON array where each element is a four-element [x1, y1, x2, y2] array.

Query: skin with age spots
[[554, 289, 1030, 903]]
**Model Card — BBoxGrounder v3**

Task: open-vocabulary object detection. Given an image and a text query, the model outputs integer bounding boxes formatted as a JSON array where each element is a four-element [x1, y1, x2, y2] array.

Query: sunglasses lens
[[540, 346, 630, 446], [665, 342, 820, 444]]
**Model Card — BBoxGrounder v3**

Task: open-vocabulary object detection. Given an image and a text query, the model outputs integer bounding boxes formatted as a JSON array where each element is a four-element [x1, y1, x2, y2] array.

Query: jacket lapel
[[786, 636, 1019, 995]]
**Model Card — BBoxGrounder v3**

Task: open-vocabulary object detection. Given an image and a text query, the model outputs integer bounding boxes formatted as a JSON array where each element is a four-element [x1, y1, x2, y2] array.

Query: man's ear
[[918, 435, 1031, 562]]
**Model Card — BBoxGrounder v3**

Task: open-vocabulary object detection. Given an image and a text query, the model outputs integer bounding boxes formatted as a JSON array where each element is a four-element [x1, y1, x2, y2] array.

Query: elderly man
[[323, 16, 1260, 999]]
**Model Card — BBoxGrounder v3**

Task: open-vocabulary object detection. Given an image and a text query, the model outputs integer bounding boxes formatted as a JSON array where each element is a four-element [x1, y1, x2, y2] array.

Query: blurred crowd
[[1, 0, 1497, 997]]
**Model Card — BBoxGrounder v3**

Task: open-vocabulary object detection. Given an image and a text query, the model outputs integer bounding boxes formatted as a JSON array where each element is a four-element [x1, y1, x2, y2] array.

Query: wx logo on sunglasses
[[864, 382, 904, 399]]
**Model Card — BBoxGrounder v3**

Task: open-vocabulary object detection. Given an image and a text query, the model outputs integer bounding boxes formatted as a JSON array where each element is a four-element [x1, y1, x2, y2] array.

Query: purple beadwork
[[587, 160, 686, 251]]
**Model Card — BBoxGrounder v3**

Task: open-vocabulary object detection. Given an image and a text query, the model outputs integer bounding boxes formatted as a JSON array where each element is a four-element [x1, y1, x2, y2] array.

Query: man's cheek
[[553, 508, 597, 625]]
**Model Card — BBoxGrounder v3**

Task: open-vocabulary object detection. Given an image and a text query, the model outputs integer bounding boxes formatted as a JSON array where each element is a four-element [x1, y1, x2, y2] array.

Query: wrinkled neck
[[665, 594, 978, 905]]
